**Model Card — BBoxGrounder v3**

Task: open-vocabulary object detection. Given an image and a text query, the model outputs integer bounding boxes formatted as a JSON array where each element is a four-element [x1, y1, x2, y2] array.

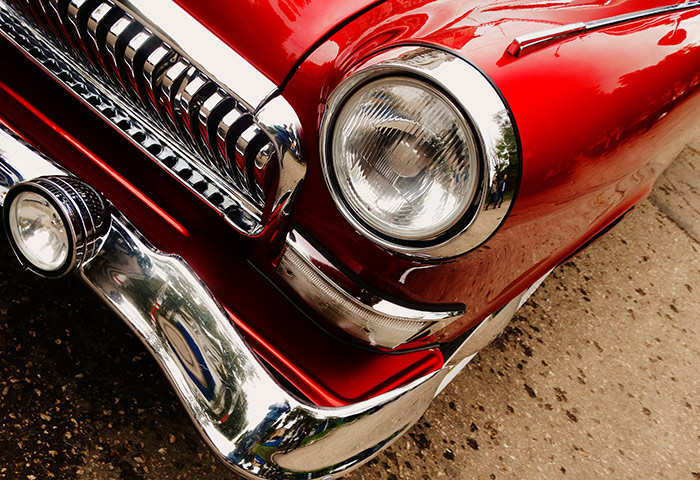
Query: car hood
[[173, 0, 384, 86]]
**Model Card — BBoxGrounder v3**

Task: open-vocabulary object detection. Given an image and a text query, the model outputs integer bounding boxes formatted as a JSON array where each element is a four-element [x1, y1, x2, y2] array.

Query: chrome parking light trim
[[320, 46, 520, 259], [507, 0, 700, 57], [279, 230, 465, 348], [3, 175, 109, 277]]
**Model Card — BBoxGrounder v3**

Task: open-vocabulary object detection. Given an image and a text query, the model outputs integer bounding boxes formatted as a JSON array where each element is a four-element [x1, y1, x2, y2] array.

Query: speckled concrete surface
[[0, 142, 698, 479]]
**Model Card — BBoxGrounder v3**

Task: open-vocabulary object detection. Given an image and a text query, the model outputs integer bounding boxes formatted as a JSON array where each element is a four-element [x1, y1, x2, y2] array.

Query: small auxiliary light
[[3, 176, 109, 278]]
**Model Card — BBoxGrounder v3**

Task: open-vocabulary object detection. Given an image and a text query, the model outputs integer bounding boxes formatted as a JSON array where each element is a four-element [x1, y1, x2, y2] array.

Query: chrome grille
[[1, 0, 305, 238]]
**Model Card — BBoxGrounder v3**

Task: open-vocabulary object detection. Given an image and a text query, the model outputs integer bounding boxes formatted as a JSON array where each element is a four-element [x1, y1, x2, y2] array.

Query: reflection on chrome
[[81, 215, 450, 479], [0, 121, 449, 478]]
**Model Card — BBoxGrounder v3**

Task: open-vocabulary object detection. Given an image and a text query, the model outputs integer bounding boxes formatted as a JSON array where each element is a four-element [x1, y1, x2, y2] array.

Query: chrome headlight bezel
[[320, 46, 521, 259]]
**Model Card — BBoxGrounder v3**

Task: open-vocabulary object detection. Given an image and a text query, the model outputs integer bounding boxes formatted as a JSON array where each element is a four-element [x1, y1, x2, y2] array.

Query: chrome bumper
[[0, 123, 538, 478], [0, 124, 447, 479]]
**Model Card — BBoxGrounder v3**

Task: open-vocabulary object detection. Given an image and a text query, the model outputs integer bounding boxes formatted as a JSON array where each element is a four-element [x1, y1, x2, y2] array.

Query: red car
[[1, 0, 698, 478]]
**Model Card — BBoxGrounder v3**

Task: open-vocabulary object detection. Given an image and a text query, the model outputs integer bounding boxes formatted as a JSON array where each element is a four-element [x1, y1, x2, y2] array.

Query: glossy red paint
[[3, 0, 699, 407], [281, 0, 700, 342], [0, 38, 444, 408], [172, 0, 385, 85]]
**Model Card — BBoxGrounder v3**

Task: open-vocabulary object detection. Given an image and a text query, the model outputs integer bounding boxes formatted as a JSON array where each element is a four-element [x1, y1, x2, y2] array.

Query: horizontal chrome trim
[[279, 230, 465, 348], [320, 46, 520, 259], [1, 1, 305, 242], [434, 268, 552, 395], [508, 1, 700, 57], [0, 128, 67, 200], [0, 121, 448, 479]]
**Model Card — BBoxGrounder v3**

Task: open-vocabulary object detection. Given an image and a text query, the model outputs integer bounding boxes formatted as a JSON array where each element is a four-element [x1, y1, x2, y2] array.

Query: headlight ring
[[320, 46, 520, 259]]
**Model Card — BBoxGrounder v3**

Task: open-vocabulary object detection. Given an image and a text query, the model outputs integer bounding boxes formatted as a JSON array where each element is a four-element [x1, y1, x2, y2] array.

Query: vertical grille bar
[[173, 71, 217, 160], [35, 0, 71, 47], [104, 14, 140, 88], [85, 3, 121, 72], [158, 58, 192, 131], [217, 110, 252, 190], [66, 0, 102, 64], [198, 92, 235, 164], [142, 44, 176, 116], [123, 30, 159, 105], [48, 0, 89, 60]]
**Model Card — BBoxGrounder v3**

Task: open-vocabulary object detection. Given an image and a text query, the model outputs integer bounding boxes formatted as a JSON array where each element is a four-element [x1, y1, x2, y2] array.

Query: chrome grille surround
[[1, 0, 305, 238]]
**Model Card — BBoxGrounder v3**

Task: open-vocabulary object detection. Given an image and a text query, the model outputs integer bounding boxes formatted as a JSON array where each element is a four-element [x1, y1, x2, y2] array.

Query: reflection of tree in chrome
[[492, 110, 519, 184], [493, 110, 517, 167], [243, 405, 393, 478]]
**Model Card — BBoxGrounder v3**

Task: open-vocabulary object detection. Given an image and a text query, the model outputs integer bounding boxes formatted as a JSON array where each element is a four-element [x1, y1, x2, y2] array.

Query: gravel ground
[[0, 141, 698, 480]]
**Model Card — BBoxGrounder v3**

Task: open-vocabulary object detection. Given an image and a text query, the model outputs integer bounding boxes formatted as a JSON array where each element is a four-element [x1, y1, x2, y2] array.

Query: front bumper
[[0, 123, 449, 479], [0, 122, 538, 478]]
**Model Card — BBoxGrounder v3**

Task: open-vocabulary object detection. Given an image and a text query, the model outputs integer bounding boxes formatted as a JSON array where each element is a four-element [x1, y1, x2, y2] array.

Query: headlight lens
[[328, 76, 479, 242]]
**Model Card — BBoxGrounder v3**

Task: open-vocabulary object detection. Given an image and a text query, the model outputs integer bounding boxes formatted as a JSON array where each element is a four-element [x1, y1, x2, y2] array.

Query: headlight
[[330, 76, 480, 242], [321, 47, 520, 258]]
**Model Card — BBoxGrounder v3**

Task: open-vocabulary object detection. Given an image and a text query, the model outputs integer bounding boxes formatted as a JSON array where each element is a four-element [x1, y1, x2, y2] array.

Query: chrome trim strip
[[320, 46, 520, 259], [434, 268, 552, 396], [279, 230, 465, 348], [508, 1, 700, 57], [0, 128, 66, 201], [0, 122, 451, 479]]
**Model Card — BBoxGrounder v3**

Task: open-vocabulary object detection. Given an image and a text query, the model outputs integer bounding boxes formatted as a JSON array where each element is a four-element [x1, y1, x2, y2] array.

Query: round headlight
[[321, 47, 520, 258], [326, 76, 480, 244], [8, 191, 71, 272]]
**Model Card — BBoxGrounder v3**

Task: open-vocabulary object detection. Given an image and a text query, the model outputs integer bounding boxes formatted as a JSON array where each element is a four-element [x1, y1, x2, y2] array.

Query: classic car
[[0, 0, 698, 478]]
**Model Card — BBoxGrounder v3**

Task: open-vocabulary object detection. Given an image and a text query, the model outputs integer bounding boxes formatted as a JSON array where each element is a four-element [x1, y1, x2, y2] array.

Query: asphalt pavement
[[0, 139, 698, 479]]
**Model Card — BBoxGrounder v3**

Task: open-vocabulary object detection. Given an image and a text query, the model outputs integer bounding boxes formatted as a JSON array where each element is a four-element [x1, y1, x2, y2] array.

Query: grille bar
[[1, 0, 306, 240]]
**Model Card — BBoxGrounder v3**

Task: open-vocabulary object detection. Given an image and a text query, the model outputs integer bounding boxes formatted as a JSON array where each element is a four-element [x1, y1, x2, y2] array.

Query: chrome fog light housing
[[3, 176, 109, 277], [320, 47, 521, 258]]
